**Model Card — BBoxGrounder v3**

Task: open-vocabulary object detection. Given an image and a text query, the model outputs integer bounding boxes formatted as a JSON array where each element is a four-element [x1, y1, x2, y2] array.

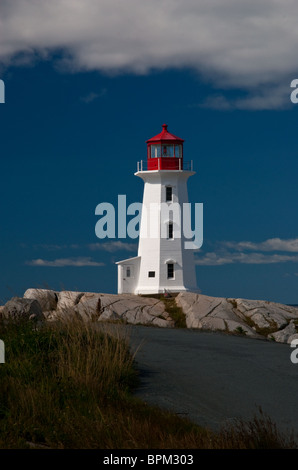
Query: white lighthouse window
[[148, 271, 155, 278], [167, 263, 174, 279], [166, 186, 172, 202]]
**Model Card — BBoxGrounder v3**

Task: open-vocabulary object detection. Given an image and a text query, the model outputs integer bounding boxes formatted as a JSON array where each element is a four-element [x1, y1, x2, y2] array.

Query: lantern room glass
[[175, 145, 182, 158], [151, 145, 161, 158], [150, 144, 182, 158], [162, 145, 174, 157]]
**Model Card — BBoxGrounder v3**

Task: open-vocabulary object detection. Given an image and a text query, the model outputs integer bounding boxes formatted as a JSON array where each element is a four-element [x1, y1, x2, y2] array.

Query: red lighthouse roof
[[146, 124, 184, 144]]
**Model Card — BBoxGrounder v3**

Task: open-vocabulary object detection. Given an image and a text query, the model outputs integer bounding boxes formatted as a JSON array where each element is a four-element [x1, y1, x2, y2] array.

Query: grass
[[244, 316, 279, 337], [140, 293, 186, 328], [0, 316, 296, 449], [234, 326, 247, 336], [162, 297, 186, 328]]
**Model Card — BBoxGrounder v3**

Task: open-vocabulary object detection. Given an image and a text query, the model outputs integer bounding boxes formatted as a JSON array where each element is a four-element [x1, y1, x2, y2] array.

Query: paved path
[[127, 325, 298, 436]]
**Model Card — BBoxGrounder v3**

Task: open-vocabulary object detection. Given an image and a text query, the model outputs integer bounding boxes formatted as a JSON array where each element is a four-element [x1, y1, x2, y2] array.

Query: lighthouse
[[116, 124, 197, 295]]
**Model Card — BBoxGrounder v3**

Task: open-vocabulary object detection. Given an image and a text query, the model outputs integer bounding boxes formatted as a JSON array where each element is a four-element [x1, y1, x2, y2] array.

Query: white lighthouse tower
[[117, 124, 197, 295]]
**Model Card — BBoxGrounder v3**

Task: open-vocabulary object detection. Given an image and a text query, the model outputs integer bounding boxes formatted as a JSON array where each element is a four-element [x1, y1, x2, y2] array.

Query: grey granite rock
[[175, 292, 298, 340], [24, 288, 58, 312], [18, 288, 298, 341], [3, 297, 43, 321], [270, 321, 297, 343]]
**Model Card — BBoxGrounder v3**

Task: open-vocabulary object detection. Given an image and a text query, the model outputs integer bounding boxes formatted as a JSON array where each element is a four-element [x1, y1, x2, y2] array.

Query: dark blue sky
[[1, 1, 298, 304]]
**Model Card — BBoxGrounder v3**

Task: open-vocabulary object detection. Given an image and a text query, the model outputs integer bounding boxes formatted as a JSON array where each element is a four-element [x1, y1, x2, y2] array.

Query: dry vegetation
[[0, 316, 296, 449]]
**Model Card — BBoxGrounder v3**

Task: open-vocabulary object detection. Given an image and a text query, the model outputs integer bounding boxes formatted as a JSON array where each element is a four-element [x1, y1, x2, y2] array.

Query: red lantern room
[[146, 124, 184, 171]]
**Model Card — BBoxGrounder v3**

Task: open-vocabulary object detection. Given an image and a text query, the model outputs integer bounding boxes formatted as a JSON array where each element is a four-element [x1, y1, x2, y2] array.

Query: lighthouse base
[[134, 286, 190, 295], [116, 255, 197, 295]]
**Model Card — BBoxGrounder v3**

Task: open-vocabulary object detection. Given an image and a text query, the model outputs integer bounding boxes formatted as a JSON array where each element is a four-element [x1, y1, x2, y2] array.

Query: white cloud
[[195, 252, 298, 266], [80, 88, 107, 103], [88, 241, 137, 252], [196, 237, 298, 265], [27, 257, 105, 267], [1, 0, 298, 108], [223, 238, 298, 252], [199, 84, 291, 111], [32, 243, 80, 251], [26, 241, 137, 253]]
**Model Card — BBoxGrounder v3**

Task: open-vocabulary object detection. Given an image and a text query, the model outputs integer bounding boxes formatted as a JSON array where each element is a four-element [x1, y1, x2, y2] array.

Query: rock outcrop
[[22, 289, 174, 328], [176, 292, 298, 342], [2, 289, 298, 343], [270, 321, 297, 343], [2, 297, 44, 321], [24, 288, 58, 312]]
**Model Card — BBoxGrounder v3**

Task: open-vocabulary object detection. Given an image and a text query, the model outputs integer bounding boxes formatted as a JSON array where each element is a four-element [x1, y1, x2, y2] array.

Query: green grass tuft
[[162, 297, 187, 328]]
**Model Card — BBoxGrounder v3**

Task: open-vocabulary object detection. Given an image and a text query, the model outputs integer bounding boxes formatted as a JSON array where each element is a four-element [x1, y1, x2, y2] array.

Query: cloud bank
[[196, 238, 298, 265], [27, 257, 105, 267], [223, 238, 298, 253], [1, 0, 298, 108], [88, 241, 137, 252]]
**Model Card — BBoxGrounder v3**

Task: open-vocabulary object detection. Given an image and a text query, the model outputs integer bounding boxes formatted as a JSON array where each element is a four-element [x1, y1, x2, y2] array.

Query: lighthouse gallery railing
[[137, 159, 193, 172]]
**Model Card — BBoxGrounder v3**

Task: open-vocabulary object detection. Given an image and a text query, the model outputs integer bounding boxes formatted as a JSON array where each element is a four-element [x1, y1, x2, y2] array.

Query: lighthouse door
[[122, 264, 134, 293]]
